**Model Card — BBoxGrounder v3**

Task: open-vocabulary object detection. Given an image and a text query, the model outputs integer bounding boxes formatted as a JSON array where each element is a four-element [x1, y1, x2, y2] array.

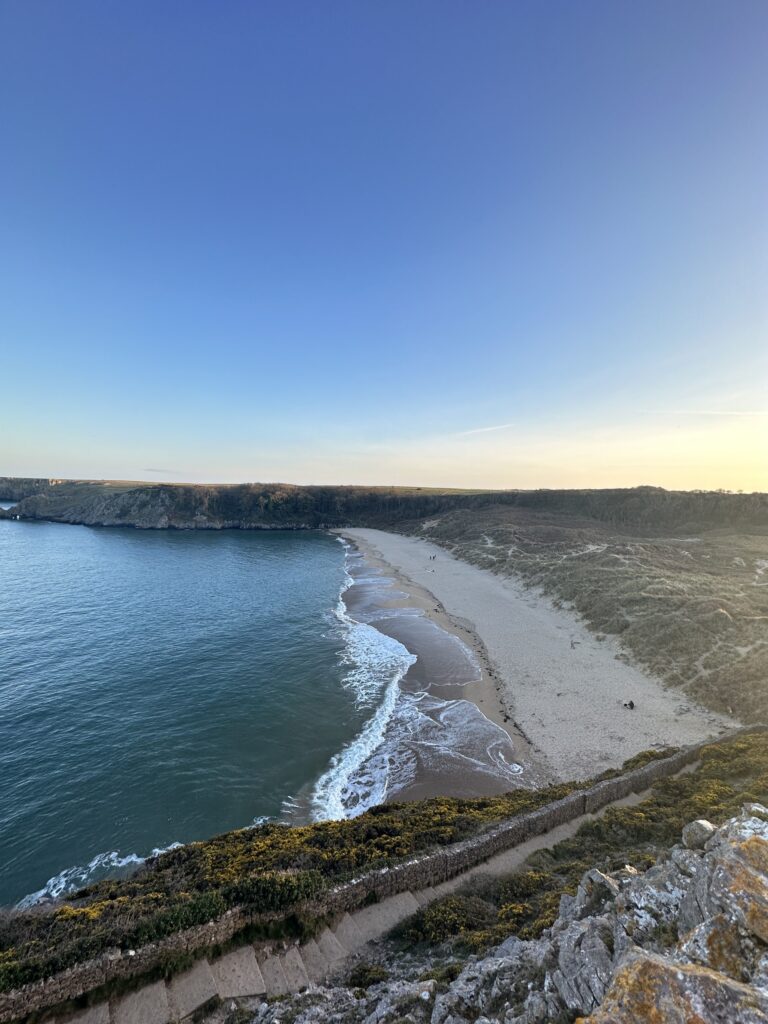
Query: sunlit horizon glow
[[1, 2, 766, 492]]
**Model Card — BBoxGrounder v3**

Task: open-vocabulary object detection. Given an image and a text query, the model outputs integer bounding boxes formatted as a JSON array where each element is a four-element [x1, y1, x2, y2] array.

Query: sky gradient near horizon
[[1, 1, 766, 490]]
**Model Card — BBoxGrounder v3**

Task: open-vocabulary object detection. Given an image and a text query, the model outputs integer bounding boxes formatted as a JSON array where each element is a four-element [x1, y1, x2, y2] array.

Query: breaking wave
[[16, 842, 182, 909]]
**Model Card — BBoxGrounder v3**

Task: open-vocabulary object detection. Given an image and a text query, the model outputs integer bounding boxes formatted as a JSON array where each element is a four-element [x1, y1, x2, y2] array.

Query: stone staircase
[[57, 774, 688, 1024], [69, 892, 423, 1024]]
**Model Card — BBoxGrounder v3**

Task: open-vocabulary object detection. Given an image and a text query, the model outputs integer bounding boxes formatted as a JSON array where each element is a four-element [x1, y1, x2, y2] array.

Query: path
[[51, 778, 685, 1024]]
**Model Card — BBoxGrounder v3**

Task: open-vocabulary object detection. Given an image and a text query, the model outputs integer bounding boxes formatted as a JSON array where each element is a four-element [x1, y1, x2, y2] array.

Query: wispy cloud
[[454, 422, 515, 437], [661, 410, 768, 417], [142, 467, 180, 475]]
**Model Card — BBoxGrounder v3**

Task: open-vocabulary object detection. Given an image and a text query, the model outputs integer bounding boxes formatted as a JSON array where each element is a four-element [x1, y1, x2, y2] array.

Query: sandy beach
[[341, 528, 736, 782]]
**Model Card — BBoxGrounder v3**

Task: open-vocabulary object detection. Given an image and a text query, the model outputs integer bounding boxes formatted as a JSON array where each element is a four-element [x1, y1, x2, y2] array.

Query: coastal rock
[[564, 869, 620, 923], [580, 949, 768, 1023], [678, 805, 768, 941], [669, 844, 703, 876], [248, 807, 768, 1024], [682, 818, 717, 849], [676, 913, 756, 982], [549, 915, 615, 1013]]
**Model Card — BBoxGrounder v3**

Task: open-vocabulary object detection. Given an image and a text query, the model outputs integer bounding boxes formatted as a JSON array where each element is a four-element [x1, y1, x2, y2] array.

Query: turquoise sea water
[[0, 515, 524, 908], [0, 520, 371, 906]]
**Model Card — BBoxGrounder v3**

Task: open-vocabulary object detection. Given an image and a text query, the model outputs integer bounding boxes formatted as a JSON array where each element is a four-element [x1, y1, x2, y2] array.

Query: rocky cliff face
[[246, 805, 768, 1024], [1, 479, 766, 532], [0, 477, 55, 501]]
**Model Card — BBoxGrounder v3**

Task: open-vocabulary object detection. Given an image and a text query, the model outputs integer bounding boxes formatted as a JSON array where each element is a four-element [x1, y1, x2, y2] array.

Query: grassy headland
[[1, 478, 766, 532]]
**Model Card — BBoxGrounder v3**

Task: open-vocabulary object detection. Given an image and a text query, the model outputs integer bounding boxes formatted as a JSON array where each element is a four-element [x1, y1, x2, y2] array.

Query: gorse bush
[[0, 779, 588, 993], [399, 732, 768, 954], [347, 961, 390, 989], [398, 895, 496, 945]]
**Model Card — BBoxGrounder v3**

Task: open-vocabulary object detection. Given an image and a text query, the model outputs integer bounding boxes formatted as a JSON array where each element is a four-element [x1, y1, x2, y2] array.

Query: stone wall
[[2, 727, 762, 1024]]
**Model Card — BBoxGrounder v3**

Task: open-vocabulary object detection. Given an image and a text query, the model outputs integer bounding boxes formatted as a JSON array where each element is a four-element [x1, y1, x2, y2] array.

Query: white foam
[[333, 553, 416, 707], [310, 669, 406, 819], [311, 539, 525, 820], [310, 545, 417, 818], [16, 841, 182, 909]]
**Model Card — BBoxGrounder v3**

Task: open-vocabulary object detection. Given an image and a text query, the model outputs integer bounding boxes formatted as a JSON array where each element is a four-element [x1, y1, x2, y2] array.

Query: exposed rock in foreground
[[244, 805, 768, 1024]]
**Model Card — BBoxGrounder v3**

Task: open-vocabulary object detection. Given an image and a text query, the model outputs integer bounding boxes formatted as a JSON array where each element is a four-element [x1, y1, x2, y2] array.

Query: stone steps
[[209, 946, 266, 999], [281, 947, 310, 993], [54, 890, 424, 1023], [413, 885, 438, 906], [316, 925, 349, 968], [351, 891, 421, 943], [298, 937, 331, 984], [257, 954, 291, 998], [332, 911, 366, 951]]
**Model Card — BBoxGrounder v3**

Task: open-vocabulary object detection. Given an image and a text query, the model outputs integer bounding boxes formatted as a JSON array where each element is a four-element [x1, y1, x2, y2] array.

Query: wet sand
[[337, 535, 552, 800], [335, 535, 555, 808], [340, 529, 736, 782]]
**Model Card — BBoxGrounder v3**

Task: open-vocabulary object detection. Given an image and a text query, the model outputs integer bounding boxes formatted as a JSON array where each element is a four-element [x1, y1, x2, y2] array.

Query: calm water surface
[[0, 521, 361, 905]]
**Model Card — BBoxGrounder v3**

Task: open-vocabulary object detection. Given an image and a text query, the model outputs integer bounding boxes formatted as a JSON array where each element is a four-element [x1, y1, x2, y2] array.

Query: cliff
[[0, 478, 766, 532], [0, 477, 58, 502]]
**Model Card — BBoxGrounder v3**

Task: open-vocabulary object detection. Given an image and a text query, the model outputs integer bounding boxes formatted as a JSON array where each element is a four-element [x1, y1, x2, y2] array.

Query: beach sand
[[340, 534, 552, 795], [341, 528, 736, 782]]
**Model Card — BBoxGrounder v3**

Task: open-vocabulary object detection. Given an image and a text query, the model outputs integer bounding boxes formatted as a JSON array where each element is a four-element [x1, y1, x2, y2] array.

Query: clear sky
[[1, 1, 766, 490]]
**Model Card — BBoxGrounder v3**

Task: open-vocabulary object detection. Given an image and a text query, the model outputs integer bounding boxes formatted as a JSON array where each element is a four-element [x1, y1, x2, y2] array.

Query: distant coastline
[[2, 477, 766, 533]]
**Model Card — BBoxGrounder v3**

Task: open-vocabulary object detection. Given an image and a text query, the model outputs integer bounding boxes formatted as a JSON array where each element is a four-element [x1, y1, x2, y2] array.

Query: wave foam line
[[311, 540, 417, 819], [16, 842, 182, 909]]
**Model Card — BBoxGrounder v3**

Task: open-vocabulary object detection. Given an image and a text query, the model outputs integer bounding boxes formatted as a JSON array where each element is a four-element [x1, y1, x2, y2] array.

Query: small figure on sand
[[623, 699, 636, 710]]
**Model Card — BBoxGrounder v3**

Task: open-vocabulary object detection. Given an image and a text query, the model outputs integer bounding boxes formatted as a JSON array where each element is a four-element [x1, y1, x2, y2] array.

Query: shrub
[[347, 961, 390, 988], [400, 895, 496, 945], [408, 731, 768, 954]]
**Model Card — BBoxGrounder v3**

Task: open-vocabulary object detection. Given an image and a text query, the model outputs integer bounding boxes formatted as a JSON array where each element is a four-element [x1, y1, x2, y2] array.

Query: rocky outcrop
[[248, 804, 768, 1024], [585, 950, 768, 1024]]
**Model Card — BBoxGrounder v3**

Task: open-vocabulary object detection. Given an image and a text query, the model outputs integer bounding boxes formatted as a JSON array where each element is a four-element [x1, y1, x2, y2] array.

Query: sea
[[0, 510, 521, 907]]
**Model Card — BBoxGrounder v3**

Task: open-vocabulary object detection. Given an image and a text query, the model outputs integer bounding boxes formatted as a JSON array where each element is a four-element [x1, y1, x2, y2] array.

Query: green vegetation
[[411, 503, 768, 722], [1, 479, 766, 534], [0, 748, 679, 995], [0, 780, 590, 993], [397, 732, 768, 954], [346, 961, 390, 989]]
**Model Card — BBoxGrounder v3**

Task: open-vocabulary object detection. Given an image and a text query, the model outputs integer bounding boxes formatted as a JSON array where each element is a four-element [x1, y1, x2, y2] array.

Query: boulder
[[580, 949, 768, 1023], [682, 819, 717, 849]]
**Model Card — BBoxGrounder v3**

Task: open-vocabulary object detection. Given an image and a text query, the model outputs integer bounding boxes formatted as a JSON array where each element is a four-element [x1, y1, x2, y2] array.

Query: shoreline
[[325, 533, 551, 809], [335, 532, 552, 795], [339, 528, 737, 782]]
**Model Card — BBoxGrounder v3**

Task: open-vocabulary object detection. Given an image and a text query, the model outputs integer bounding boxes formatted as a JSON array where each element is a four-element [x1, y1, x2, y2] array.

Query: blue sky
[[1, 1, 766, 488]]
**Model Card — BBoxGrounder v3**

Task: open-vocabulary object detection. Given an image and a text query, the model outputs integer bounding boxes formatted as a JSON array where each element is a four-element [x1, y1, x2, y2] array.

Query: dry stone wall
[[2, 727, 762, 1024]]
